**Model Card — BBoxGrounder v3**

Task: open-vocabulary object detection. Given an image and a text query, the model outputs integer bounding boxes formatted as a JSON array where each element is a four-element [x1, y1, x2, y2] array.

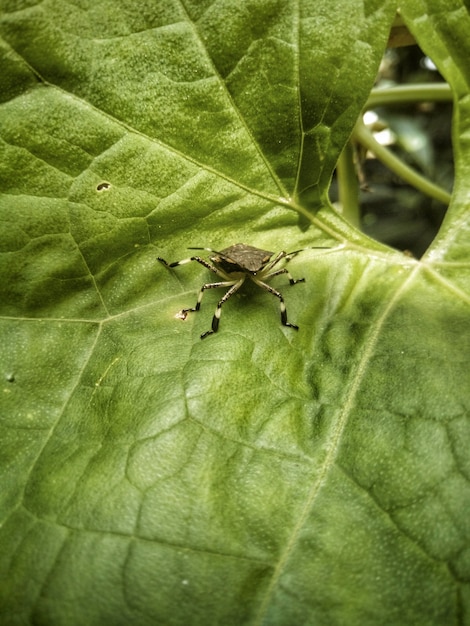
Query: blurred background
[[330, 45, 453, 258]]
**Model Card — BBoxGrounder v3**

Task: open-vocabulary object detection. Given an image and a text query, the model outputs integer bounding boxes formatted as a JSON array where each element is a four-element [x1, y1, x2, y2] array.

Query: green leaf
[[1, 1, 469, 625]]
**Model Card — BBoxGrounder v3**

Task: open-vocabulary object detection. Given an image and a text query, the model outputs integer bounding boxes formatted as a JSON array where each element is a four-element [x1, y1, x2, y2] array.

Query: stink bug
[[158, 243, 315, 339]]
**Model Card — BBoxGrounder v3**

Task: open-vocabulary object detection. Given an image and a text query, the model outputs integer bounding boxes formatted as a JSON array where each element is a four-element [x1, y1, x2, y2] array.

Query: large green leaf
[[1, 1, 469, 624]]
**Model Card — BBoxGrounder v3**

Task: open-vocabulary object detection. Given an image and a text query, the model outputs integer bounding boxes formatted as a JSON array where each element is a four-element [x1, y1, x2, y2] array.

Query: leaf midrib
[[253, 263, 423, 624]]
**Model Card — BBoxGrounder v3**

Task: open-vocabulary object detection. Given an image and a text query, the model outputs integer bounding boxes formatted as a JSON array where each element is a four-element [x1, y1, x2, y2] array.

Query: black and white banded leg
[[262, 267, 305, 286], [252, 278, 301, 329], [180, 280, 237, 316], [157, 255, 227, 277], [200, 278, 245, 339]]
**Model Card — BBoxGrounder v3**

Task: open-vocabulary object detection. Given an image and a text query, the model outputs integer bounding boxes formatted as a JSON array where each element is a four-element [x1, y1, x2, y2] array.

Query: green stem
[[336, 142, 361, 227], [353, 119, 452, 206], [366, 83, 452, 108]]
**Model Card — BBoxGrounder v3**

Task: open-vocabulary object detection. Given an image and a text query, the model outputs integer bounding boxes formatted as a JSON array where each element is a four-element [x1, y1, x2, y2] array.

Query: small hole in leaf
[[96, 182, 111, 192]]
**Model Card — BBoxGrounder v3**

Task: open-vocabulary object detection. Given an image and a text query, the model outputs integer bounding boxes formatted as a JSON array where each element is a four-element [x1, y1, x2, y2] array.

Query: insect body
[[158, 243, 305, 339]]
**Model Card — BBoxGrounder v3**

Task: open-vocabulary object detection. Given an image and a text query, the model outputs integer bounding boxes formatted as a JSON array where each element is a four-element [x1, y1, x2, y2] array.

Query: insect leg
[[183, 281, 237, 314], [259, 251, 286, 273], [259, 246, 330, 274], [252, 278, 299, 330], [262, 267, 305, 285], [201, 278, 245, 339], [157, 256, 230, 279], [260, 251, 305, 278]]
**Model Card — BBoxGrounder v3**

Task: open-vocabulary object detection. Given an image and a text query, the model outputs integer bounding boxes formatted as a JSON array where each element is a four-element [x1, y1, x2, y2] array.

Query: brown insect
[[158, 243, 310, 339]]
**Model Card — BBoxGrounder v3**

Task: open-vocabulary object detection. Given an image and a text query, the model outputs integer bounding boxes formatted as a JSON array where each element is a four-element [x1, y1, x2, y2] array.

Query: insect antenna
[[283, 245, 332, 261], [187, 246, 223, 254]]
